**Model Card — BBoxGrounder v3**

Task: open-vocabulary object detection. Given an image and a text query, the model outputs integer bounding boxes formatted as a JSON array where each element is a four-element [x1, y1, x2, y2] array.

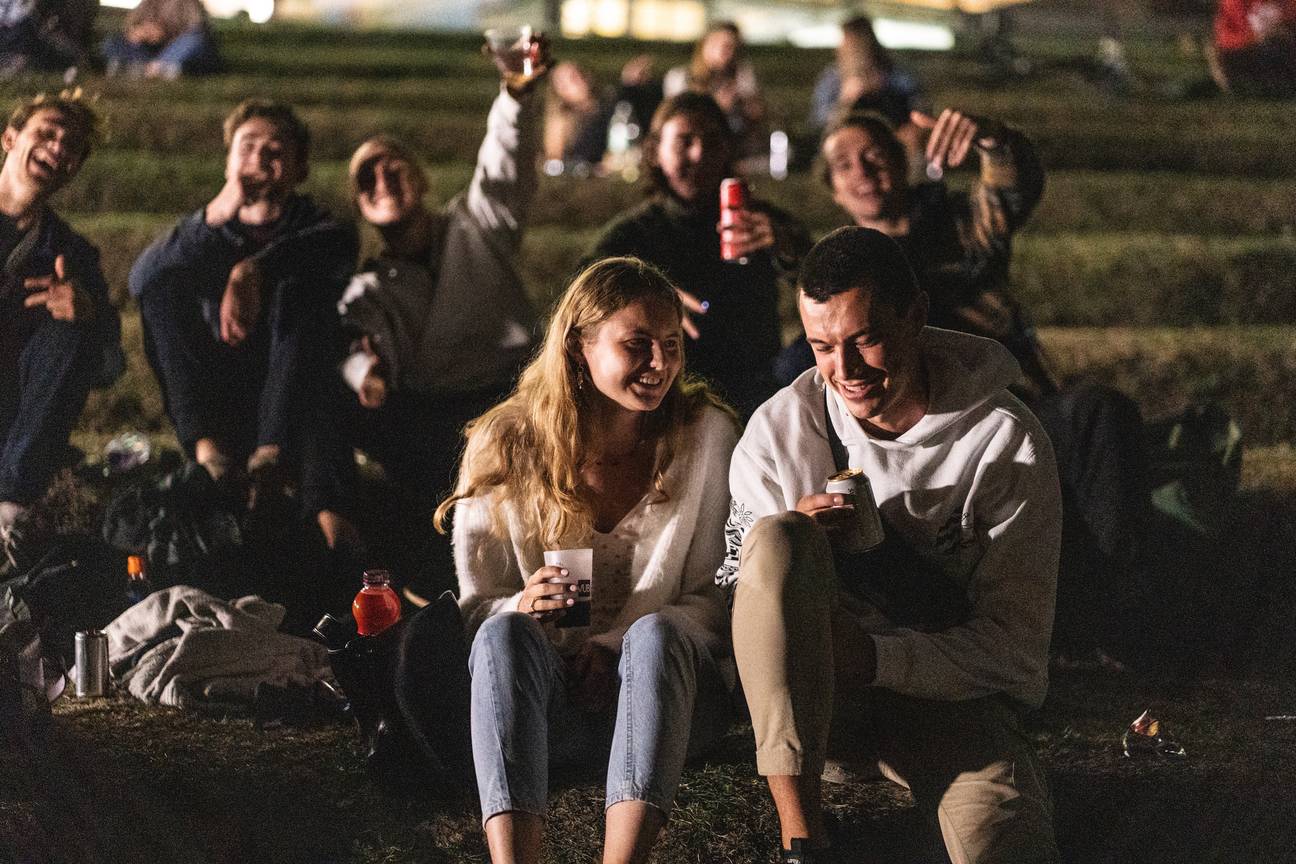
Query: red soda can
[[719, 177, 748, 263]]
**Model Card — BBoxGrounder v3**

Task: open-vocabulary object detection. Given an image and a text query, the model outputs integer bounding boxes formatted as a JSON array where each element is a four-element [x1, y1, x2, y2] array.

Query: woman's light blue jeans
[[468, 609, 731, 824]]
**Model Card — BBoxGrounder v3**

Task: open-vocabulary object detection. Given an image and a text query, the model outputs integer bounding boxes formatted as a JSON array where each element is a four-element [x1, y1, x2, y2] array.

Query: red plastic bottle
[[352, 569, 401, 636]]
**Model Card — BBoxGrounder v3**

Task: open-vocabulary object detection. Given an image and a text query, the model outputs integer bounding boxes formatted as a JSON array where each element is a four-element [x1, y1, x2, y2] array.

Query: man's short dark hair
[[643, 91, 735, 198], [817, 110, 907, 189], [799, 226, 921, 313], [8, 89, 100, 160], [222, 99, 310, 165]]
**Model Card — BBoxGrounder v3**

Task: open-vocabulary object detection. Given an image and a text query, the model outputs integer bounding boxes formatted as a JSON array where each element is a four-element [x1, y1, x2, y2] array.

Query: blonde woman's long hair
[[433, 257, 733, 549]]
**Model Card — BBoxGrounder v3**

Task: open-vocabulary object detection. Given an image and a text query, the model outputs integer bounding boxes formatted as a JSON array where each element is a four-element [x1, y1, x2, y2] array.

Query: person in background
[[586, 92, 810, 419], [723, 226, 1062, 864], [544, 61, 607, 171], [130, 100, 358, 556], [0, 91, 121, 570], [331, 35, 549, 594], [438, 257, 737, 864], [0, 0, 95, 75], [663, 21, 766, 159], [807, 15, 924, 163], [1209, 0, 1296, 95], [102, 0, 223, 79], [542, 55, 663, 176]]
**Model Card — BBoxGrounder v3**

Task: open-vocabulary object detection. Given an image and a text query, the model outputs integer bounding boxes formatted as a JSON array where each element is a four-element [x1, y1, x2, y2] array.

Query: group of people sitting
[[0, 28, 1164, 864], [0, 0, 220, 79], [543, 15, 925, 178]]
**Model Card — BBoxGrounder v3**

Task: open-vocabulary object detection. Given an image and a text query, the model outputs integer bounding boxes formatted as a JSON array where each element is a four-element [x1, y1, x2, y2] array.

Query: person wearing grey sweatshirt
[[329, 37, 550, 587], [723, 227, 1062, 864]]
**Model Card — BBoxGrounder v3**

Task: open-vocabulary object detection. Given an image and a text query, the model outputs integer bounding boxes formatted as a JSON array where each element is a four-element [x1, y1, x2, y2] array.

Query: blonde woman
[[434, 257, 738, 864]]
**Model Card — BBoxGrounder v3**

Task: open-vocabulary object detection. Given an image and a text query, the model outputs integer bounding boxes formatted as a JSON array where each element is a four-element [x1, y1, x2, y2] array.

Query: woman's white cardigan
[[453, 405, 738, 657]]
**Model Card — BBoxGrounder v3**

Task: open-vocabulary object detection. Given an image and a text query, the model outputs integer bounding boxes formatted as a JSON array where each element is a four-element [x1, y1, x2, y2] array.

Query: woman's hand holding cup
[[518, 564, 578, 621]]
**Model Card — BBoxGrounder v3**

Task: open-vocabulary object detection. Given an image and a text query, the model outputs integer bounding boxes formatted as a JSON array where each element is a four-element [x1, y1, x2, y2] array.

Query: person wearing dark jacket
[[586, 92, 810, 418], [130, 99, 358, 552], [0, 91, 121, 567]]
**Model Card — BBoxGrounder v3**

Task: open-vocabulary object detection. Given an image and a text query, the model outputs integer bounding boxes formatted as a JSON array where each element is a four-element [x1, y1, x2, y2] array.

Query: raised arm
[[463, 36, 552, 246]]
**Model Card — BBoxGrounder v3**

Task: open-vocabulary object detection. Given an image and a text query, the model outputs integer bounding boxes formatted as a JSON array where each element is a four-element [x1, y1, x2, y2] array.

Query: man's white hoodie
[[719, 327, 1061, 708]]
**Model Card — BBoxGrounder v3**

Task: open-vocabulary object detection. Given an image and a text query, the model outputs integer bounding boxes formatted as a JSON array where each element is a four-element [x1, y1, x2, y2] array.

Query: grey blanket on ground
[[103, 586, 330, 709]]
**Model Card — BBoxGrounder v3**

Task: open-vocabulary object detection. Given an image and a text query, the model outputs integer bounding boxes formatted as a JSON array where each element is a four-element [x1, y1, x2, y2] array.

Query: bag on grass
[[0, 533, 128, 668], [1144, 404, 1243, 539], [317, 591, 474, 795], [0, 619, 61, 746]]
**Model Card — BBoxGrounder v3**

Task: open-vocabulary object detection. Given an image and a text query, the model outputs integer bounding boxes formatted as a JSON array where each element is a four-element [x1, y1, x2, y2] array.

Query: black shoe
[[782, 838, 819, 864]]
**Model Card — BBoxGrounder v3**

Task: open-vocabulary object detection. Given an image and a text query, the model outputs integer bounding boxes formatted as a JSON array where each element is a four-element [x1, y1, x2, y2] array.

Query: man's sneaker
[[782, 838, 825, 864]]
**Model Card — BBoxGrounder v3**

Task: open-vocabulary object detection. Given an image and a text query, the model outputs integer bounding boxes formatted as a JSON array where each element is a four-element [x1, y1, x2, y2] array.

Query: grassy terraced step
[[64, 215, 1296, 329], [77, 312, 1296, 449], [1039, 326, 1296, 448], [18, 87, 1286, 177], [516, 226, 1296, 326], [54, 151, 1296, 238]]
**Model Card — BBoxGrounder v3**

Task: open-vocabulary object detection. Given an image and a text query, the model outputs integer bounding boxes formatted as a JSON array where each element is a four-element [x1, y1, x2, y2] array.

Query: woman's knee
[[622, 611, 696, 671], [469, 611, 547, 674]]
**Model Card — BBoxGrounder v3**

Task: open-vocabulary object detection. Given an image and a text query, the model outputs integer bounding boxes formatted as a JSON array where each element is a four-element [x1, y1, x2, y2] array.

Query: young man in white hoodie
[[719, 226, 1063, 864]]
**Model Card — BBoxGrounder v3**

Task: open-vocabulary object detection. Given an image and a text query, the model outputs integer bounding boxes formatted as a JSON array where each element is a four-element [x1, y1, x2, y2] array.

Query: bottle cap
[[362, 569, 392, 587], [127, 555, 145, 576]]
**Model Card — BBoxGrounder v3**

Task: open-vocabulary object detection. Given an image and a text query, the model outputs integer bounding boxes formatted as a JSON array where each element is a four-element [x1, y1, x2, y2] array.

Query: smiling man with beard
[[0, 91, 121, 570], [720, 227, 1062, 864]]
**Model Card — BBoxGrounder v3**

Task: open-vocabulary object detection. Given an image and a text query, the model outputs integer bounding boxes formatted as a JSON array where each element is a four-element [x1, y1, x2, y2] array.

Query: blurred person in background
[[1209, 0, 1296, 95], [807, 15, 924, 166], [586, 92, 810, 419], [0, 91, 121, 571], [542, 56, 660, 175], [331, 35, 550, 596], [663, 21, 767, 160], [130, 100, 359, 558], [102, 0, 223, 79], [0, 0, 96, 76]]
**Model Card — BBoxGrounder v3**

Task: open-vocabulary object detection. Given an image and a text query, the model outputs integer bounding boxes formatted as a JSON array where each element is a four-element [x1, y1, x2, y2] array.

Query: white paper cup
[[544, 548, 592, 627]]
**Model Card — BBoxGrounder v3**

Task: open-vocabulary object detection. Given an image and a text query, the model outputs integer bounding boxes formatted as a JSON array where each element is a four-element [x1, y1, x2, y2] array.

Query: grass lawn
[[4, 14, 1295, 864], [6, 443, 1295, 863]]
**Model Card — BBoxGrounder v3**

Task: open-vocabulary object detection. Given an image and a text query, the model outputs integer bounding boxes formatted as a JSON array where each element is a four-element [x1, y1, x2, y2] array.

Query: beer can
[[825, 469, 885, 553], [74, 629, 109, 698], [719, 177, 748, 263]]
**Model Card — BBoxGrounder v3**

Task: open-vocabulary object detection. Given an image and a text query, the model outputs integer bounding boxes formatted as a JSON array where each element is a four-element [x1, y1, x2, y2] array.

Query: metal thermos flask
[[74, 629, 109, 697]]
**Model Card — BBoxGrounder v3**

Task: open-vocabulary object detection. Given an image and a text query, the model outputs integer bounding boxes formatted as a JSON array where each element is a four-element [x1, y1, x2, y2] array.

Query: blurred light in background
[[873, 18, 956, 50], [560, 0, 954, 47]]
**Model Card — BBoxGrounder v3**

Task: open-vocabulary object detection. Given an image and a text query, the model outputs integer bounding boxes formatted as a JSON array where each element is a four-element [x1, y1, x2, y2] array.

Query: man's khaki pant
[[732, 512, 1061, 864]]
